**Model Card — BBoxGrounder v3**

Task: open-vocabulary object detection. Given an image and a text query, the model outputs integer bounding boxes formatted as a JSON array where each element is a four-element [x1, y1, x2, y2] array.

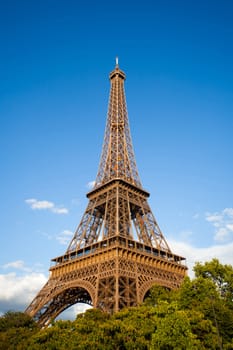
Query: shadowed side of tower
[[25, 60, 187, 327]]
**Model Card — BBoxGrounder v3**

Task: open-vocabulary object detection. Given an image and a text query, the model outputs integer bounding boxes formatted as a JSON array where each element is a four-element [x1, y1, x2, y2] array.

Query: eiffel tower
[[26, 59, 187, 326]]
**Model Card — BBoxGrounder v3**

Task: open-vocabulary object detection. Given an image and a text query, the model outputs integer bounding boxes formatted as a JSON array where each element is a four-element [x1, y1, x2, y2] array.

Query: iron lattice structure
[[26, 61, 187, 327]]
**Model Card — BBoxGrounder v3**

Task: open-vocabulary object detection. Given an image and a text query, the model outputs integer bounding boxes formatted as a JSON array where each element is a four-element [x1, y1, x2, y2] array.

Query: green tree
[[0, 311, 39, 350], [0, 311, 37, 330], [150, 302, 198, 350], [193, 259, 233, 348], [28, 309, 111, 350], [144, 285, 174, 306], [112, 305, 157, 349], [178, 275, 219, 311], [194, 258, 233, 308]]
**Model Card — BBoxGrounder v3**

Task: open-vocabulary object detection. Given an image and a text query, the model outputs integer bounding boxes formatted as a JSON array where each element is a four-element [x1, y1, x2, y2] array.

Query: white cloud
[[223, 208, 233, 217], [226, 224, 233, 232], [87, 181, 95, 189], [214, 227, 229, 241], [205, 208, 233, 242], [205, 213, 223, 223], [25, 199, 54, 210], [170, 239, 233, 278], [0, 272, 47, 314], [2, 260, 31, 272], [25, 198, 68, 215], [52, 207, 69, 214], [192, 213, 200, 219], [56, 230, 74, 245]]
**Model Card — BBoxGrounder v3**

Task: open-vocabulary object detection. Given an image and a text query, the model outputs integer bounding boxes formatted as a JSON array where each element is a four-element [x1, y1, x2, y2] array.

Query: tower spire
[[95, 61, 142, 189]]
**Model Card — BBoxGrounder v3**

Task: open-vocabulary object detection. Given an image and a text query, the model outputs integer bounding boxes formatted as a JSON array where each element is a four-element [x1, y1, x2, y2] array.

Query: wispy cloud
[[52, 207, 69, 214], [25, 198, 68, 214], [56, 230, 73, 245], [71, 198, 80, 206], [87, 181, 95, 189], [2, 260, 31, 272], [192, 213, 199, 219], [205, 207, 233, 241]]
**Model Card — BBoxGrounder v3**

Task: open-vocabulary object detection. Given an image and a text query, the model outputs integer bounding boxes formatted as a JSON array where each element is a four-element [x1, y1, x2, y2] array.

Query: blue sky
[[0, 0, 233, 318]]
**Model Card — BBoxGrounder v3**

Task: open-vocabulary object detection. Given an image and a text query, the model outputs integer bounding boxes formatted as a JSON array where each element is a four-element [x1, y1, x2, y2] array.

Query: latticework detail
[[67, 179, 171, 252], [25, 61, 187, 327], [95, 65, 141, 188]]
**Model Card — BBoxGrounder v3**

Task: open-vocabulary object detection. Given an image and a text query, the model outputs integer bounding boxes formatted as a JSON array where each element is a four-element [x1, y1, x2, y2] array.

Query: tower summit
[[26, 61, 187, 327], [95, 58, 141, 189]]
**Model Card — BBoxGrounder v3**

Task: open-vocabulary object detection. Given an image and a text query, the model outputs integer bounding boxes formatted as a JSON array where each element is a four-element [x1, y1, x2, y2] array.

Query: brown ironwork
[[25, 60, 187, 327]]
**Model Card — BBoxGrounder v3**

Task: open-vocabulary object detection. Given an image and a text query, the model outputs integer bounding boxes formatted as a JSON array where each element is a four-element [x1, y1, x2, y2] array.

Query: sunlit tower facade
[[26, 60, 187, 327]]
